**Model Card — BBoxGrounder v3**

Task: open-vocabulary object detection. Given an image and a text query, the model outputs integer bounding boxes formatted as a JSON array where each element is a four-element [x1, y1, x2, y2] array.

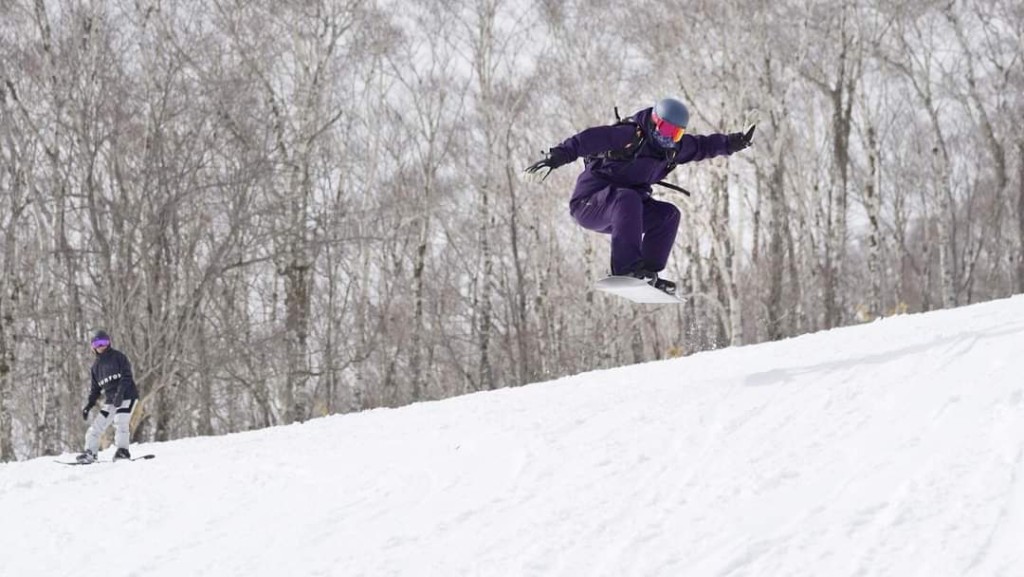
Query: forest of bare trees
[[1, 0, 1021, 460]]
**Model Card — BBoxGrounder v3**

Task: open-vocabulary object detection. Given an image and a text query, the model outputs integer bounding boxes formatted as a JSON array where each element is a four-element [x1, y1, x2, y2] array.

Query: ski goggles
[[651, 110, 686, 143], [91, 338, 110, 348]]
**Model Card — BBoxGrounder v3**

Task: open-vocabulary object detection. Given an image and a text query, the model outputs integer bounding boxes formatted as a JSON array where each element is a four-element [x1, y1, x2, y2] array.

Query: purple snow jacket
[[549, 108, 731, 204]]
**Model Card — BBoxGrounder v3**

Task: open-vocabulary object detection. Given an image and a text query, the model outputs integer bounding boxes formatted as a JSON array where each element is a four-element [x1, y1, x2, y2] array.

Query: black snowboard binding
[[627, 267, 677, 296], [113, 448, 131, 461], [652, 277, 677, 295]]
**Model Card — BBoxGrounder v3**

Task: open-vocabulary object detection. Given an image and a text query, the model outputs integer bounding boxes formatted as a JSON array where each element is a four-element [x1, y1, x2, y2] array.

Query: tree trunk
[[0, 194, 22, 461], [631, 307, 645, 363], [826, 59, 855, 328], [411, 220, 429, 401], [1018, 140, 1024, 292], [766, 140, 787, 340], [0, 299, 14, 461], [504, 154, 532, 386], [477, 187, 495, 390], [865, 125, 884, 318], [282, 251, 311, 423], [710, 174, 743, 346], [197, 323, 213, 437], [933, 147, 957, 309]]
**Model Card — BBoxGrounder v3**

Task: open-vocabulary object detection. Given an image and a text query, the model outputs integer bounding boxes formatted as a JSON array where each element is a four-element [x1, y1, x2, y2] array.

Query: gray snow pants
[[85, 399, 136, 452]]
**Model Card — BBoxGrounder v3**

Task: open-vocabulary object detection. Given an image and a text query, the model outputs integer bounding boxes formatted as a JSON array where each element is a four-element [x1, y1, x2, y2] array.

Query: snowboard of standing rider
[[77, 330, 139, 463], [524, 97, 754, 294]]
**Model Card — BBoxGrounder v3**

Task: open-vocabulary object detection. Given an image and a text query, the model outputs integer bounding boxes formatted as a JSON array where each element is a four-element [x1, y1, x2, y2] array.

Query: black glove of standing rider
[[727, 125, 756, 154], [82, 404, 93, 421]]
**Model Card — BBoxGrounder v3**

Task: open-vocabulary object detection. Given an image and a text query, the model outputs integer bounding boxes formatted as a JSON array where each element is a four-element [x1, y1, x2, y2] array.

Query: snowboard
[[55, 454, 156, 466], [595, 276, 683, 304]]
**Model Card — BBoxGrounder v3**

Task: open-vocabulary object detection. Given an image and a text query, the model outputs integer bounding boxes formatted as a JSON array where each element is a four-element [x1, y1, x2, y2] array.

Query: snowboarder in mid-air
[[525, 97, 754, 296], [77, 330, 139, 464]]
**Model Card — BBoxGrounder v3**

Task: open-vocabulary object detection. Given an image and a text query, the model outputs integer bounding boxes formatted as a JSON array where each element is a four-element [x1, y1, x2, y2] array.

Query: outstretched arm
[[678, 125, 756, 164], [551, 124, 639, 161], [525, 124, 638, 183], [680, 133, 730, 163]]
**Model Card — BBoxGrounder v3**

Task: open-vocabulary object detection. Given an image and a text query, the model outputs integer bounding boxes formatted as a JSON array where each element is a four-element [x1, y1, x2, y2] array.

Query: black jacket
[[87, 348, 139, 407]]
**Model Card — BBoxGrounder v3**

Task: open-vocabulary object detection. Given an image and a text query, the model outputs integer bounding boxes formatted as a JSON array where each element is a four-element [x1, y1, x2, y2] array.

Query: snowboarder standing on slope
[[524, 97, 754, 295], [77, 330, 139, 464]]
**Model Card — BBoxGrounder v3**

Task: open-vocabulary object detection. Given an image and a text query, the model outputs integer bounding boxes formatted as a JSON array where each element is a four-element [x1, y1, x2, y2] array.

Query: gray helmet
[[650, 98, 690, 147], [653, 98, 690, 128]]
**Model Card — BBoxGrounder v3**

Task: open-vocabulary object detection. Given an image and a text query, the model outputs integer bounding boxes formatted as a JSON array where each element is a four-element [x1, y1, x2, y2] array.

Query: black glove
[[82, 404, 93, 421], [523, 148, 572, 183], [727, 125, 756, 154]]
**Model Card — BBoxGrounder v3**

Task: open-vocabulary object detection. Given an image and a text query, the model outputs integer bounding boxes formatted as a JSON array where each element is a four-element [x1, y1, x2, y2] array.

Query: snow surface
[[3, 297, 1024, 577]]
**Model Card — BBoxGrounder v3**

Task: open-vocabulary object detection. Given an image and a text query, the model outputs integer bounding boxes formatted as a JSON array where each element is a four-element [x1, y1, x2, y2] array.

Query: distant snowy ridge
[[2, 296, 1024, 577]]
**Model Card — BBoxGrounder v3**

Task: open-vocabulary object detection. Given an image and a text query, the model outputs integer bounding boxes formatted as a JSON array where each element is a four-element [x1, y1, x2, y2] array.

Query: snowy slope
[[3, 298, 1024, 577]]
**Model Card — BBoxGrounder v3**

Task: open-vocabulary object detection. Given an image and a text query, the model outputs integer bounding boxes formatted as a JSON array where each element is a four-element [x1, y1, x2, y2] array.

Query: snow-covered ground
[[3, 297, 1024, 577]]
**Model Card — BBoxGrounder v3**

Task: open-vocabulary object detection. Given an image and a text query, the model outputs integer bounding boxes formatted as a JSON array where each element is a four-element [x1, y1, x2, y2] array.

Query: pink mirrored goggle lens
[[651, 111, 685, 143]]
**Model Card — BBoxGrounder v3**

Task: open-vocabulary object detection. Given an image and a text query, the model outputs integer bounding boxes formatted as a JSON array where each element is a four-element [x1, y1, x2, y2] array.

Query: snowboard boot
[[113, 448, 131, 461], [76, 450, 97, 464]]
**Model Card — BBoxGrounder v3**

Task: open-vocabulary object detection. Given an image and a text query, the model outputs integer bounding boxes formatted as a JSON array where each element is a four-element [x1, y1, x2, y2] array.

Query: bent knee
[[654, 200, 681, 225], [667, 203, 681, 224]]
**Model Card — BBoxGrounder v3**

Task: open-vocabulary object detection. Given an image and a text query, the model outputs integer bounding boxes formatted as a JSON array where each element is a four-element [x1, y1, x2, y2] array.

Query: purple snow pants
[[569, 185, 681, 275]]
